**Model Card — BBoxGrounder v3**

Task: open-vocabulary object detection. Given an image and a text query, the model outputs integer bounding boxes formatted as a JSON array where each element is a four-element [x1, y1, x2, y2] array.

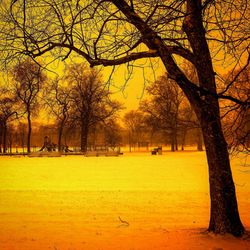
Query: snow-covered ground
[[0, 152, 249, 250]]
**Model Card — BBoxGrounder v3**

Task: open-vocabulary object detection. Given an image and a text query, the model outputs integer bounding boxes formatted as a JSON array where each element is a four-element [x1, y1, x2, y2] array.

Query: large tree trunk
[[182, 0, 244, 236], [27, 111, 32, 153], [158, 35, 245, 236], [198, 102, 244, 236]]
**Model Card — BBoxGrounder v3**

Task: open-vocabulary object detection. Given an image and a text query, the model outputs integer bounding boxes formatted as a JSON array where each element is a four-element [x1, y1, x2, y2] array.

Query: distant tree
[[104, 119, 122, 150], [65, 63, 122, 152], [12, 59, 46, 153], [44, 78, 72, 152], [141, 75, 185, 151], [15, 122, 26, 154], [0, 87, 18, 153], [123, 110, 146, 151]]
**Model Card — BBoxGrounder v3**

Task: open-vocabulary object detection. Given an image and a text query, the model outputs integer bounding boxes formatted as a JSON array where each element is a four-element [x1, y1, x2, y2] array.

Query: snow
[[0, 152, 249, 250]]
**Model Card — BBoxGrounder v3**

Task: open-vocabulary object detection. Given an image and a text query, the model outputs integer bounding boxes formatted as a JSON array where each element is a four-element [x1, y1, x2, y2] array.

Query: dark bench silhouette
[[151, 146, 162, 155]]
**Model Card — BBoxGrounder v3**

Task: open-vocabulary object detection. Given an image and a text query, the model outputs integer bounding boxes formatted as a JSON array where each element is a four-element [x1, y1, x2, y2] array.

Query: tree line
[[1, 59, 248, 154], [0, 58, 201, 153]]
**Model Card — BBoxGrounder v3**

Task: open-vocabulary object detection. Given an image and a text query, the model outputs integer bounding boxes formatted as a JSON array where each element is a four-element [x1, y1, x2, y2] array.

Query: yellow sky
[[43, 56, 165, 113]]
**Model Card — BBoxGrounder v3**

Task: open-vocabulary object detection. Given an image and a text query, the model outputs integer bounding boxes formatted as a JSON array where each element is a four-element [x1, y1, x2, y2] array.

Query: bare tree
[[12, 59, 46, 153], [65, 63, 122, 152], [177, 102, 203, 151], [0, 87, 18, 153], [123, 110, 146, 151], [44, 78, 72, 152], [104, 119, 122, 150], [141, 74, 185, 151], [1, 0, 250, 236]]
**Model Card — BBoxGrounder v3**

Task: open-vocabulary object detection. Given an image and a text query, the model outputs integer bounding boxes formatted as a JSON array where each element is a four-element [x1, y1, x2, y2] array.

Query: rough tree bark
[[198, 100, 244, 235]]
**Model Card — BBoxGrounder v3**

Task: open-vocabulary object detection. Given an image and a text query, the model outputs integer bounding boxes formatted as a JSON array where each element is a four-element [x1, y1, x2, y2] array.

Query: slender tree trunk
[[129, 132, 132, 152], [81, 120, 89, 152], [58, 124, 63, 152], [93, 125, 97, 151], [21, 130, 25, 154], [3, 123, 7, 154], [174, 129, 178, 151], [181, 129, 187, 151], [58, 117, 66, 152], [9, 131, 12, 154], [27, 111, 32, 153], [170, 130, 175, 152]]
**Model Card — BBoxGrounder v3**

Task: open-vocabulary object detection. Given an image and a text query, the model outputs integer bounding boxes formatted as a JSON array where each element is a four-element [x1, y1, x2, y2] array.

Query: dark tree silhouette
[[44, 78, 72, 152], [104, 119, 122, 150], [141, 75, 185, 151], [65, 63, 122, 152], [123, 110, 146, 152], [0, 88, 18, 153], [12, 59, 46, 153]]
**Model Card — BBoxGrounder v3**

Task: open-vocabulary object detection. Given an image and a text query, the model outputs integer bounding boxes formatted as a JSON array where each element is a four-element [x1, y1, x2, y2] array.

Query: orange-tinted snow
[[0, 152, 249, 250]]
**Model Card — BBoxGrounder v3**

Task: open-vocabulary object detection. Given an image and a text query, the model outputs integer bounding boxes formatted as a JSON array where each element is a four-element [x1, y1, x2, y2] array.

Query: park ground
[[0, 151, 250, 250]]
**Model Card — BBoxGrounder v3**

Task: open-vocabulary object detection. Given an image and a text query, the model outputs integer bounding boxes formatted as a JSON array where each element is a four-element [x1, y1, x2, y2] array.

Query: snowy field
[[0, 152, 249, 250]]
